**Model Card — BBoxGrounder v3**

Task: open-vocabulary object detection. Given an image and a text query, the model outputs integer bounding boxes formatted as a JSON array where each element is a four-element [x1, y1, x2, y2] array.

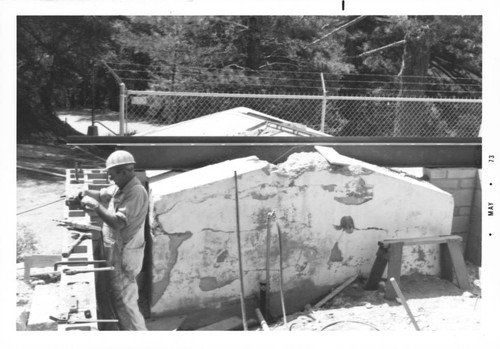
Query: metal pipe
[[320, 72, 327, 133], [389, 277, 420, 331], [91, 63, 96, 127], [93, 121, 118, 135], [255, 308, 270, 331], [234, 171, 248, 331], [275, 221, 287, 326], [54, 260, 106, 271], [265, 212, 274, 320], [119, 83, 126, 136], [63, 266, 115, 275], [101, 60, 124, 85], [259, 281, 267, 318]]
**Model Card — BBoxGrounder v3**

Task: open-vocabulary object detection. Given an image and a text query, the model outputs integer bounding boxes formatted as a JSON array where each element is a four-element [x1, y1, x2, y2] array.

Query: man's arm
[[81, 196, 125, 230], [81, 189, 101, 201], [94, 204, 126, 230]]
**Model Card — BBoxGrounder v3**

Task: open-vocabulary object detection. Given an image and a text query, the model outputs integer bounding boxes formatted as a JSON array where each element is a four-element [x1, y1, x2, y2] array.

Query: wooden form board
[[195, 316, 243, 331]]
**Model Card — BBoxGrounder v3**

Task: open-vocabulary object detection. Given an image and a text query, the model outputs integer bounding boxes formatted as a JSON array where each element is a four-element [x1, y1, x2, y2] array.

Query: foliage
[[111, 16, 354, 94], [17, 15, 482, 138], [17, 16, 123, 140], [16, 224, 38, 263]]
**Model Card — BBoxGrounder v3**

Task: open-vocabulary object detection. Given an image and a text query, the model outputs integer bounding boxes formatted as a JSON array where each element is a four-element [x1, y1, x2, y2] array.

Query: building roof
[[136, 107, 329, 137]]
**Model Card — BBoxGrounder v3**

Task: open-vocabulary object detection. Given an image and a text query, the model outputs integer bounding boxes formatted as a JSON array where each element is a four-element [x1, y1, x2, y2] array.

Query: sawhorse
[[364, 235, 470, 300]]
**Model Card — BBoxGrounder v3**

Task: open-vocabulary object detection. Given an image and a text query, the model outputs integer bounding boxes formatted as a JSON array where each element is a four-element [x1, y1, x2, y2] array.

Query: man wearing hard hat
[[78, 150, 148, 330]]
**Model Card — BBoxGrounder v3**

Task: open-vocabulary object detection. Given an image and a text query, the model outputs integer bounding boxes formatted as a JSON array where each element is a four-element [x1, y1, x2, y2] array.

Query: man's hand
[[81, 196, 100, 211], [65, 192, 83, 208]]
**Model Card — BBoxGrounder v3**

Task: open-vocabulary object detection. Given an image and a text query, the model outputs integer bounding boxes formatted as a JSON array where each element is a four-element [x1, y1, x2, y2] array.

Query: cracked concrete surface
[[147, 151, 453, 317]]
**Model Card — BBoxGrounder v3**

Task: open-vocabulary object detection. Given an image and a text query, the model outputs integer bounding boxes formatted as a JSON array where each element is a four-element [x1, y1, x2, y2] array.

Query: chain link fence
[[125, 90, 482, 137]]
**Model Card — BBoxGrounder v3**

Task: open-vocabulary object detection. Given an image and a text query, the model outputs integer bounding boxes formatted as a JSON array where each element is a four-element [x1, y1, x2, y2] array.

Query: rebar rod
[[275, 221, 287, 326], [265, 212, 273, 320], [234, 171, 248, 331]]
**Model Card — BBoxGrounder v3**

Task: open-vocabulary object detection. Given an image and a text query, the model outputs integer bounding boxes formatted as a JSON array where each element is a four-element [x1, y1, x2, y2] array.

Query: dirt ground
[[16, 133, 482, 332], [268, 268, 481, 331], [16, 141, 108, 329]]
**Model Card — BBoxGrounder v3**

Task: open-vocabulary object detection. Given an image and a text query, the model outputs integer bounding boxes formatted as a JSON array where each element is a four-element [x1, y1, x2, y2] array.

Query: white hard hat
[[106, 150, 136, 170]]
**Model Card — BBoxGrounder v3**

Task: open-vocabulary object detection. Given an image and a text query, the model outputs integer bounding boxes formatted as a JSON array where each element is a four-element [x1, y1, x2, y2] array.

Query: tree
[[394, 19, 435, 136], [111, 16, 354, 91], [17, 15, 481, 138], [17, 16, 120, 140], [337, 16, 481, 136]]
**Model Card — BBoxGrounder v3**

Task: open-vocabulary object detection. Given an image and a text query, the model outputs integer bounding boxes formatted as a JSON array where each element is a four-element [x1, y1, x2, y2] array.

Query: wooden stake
[[389, 277, 420, 331], [313, 273, 358, 309]]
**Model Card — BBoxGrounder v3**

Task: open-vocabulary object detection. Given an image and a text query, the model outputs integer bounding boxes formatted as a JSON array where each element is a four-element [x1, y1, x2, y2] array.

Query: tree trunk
[[17, 97, 82, 142], [18, 64, 82, 142], [393, 25, 433, 136], [245, 16, 261, 70]]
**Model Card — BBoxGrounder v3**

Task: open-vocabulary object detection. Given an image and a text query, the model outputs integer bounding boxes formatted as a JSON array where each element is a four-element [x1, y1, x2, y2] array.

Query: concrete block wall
[[57, 169, 108, 331], [423, 168, 479, 256]]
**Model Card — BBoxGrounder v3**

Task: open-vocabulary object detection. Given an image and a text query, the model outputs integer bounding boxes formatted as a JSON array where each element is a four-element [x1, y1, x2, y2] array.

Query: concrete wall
[[423, 168, 480, 258], [148, 152, 454, 317]]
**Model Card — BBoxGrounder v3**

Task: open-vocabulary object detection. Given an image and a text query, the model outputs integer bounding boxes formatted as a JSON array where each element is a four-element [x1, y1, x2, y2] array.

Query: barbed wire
[[112, 70, 481, 88], [122, 82, 482, 97], [105, 62, 482, 98], [106, 61, 482, 82]]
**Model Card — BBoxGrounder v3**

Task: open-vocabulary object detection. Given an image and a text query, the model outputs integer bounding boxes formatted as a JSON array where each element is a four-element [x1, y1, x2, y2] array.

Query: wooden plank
[[146, 315, 186, 331], [380, 235, 461, 248], [27, 285, 60, 331], [24, 255, 61, 283], [440, 242, 454, 282], [195, 316, 243, 331], [365, 246, 389, 290], [446, 240, 471, 290], [314, 145, 352, 166], [313, 273, 359, 309], [385, 242, 404, 300]]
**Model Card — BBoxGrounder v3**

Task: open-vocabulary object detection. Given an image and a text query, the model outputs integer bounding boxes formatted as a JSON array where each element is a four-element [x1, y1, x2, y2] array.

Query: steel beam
[[67, 136, 482, 170]]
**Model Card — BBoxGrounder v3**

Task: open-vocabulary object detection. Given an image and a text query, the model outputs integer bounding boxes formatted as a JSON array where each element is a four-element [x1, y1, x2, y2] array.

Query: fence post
[[119, 83, 126, 136], [320, 73, 327, 133]]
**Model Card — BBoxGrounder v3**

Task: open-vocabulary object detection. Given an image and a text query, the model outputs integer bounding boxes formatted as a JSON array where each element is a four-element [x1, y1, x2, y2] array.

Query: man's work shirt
[[99, 175, 149, 330], [99, 176, 149, 248]]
